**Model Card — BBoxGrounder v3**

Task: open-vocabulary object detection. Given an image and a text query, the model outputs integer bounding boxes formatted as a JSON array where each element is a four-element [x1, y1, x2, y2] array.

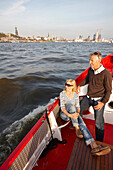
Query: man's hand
[[94, 101, 104, 111]]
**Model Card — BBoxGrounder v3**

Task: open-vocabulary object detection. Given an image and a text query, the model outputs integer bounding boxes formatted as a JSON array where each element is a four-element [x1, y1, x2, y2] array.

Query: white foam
[[0, 98, 56, 164]]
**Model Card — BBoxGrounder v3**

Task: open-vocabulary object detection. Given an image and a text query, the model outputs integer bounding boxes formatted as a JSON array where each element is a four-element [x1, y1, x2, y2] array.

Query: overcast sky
[[0, 0, 113, 39]]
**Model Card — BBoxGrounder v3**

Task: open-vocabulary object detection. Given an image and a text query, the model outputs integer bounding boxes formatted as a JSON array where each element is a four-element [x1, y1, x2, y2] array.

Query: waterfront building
[[93, 33, 96, 41], [47, 33, 51, 41], [36, 36, 41, 41], [79, 35, 83, 40], [87, 36, 91, 41], [8, 33, 11, 39], [15, 27, 18, 36], [32, 35, 35, 39], [95, 31, 98, 41], [98, 34, 101, 42]]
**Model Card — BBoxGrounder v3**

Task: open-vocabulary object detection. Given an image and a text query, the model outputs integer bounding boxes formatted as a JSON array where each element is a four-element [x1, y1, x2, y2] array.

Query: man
[[77, 51, 112, 142]]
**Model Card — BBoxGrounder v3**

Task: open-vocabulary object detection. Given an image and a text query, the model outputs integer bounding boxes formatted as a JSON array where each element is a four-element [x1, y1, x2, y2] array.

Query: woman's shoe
[[69, 125, 75, 129], [91, 145, 111, 156], [76, 129, 83, 138]]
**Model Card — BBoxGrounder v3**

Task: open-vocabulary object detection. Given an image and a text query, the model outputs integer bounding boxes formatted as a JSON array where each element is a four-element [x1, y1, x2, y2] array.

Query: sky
[[0, 0, 113, 40]]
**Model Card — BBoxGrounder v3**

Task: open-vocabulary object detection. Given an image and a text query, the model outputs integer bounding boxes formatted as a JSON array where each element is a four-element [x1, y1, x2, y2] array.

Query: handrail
[[0, 99, 59, 170]]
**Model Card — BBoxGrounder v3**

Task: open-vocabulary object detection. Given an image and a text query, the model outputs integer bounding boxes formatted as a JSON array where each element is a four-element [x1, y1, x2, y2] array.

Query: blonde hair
[[65, 79, 77, 92]]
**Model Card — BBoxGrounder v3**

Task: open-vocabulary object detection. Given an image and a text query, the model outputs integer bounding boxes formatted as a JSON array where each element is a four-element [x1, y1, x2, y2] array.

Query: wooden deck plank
[[74, 138, 85, 170], [108, 150, 113, 170], [71, 139, 83, 170], [105, 155, 109, 170], [79, 139, 88, 170], [88, 151, 93, 170], [67, 138, 113, 170], [83, 145, 90, 170], [96, 156, 100, 170], [67, 138, 79, 170]]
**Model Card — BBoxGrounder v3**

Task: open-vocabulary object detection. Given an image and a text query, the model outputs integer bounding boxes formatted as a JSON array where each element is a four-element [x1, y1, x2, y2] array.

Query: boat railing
[[1, 99, 62, 170], [7, 118, 51, 170]]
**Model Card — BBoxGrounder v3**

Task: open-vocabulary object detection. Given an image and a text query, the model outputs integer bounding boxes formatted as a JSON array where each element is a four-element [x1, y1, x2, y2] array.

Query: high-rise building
[[95, 31, 98, 41], [93, 33, 96, 41], [98, 34, 101, 42], [15, 27, 18, 36], [98, 29, 102, 42], [88, 36, 91, 41], [47, 33, 51, 41], [93, 29, 102, 42], [79, 35, 83, 40]]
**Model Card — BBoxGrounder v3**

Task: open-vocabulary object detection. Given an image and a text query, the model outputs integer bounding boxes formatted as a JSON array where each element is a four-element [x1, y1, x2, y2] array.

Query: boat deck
[[33, 118, 113, 170], [67, 138, 113, 170]]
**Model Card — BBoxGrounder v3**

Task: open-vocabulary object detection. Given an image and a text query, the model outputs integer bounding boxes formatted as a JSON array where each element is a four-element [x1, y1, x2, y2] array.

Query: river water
[[0, 42, 113, 165]]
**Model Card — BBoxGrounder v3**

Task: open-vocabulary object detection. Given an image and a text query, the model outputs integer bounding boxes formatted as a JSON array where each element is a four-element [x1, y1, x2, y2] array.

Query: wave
[[0, 75, 61, 131], [0, 98, 55, 165]]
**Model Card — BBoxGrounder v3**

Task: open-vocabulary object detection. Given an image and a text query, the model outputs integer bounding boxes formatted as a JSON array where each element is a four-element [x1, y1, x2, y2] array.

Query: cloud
[[0, 0, 30, 16]]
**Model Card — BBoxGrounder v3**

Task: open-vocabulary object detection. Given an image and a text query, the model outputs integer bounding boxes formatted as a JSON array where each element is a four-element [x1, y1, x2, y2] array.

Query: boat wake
[[0, 98, 56, 165]]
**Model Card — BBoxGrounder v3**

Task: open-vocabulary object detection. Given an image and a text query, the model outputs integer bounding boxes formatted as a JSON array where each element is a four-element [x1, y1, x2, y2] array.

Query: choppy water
[[0, 42, 113, 165]]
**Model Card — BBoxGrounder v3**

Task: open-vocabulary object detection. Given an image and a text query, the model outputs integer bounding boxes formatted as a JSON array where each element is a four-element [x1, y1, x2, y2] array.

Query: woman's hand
[[70, 112, 79, 119], [76, 86, 81, 94]]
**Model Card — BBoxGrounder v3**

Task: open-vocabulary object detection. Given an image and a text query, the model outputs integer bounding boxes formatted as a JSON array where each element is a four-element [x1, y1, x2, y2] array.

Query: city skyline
[[0, 0, 113, 39]]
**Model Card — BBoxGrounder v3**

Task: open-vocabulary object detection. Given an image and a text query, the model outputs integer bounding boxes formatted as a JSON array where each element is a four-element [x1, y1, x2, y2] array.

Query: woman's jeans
[[80, 96, 105, 142], [60, 105, 94, 146]]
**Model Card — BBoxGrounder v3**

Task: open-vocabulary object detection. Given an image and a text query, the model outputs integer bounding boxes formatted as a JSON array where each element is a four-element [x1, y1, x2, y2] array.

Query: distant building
[[52, 37, 57, 41], [15, 27, 18, 36], [79, 35, 83, 40], [47, 33, 51, 41], [8, 33, 11, 39], [95, 31, 98, 41], [36, 36, 41, 41], [88, 36, 91, 41], [98, 34, 101, 42], [32, 35, 34, 39], [93, 33, 96, 41], [93, 30, 101, 42], [57, 36, 65, 41]]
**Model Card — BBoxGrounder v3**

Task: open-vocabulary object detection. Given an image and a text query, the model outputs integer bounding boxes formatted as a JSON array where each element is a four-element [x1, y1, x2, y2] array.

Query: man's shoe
[[76, 129, 83, 138], [91, 145, 111, 156]]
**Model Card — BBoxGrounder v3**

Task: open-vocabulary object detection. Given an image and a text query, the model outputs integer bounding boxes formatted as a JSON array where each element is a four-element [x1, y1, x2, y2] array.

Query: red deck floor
[[33, 118, 113, 170]]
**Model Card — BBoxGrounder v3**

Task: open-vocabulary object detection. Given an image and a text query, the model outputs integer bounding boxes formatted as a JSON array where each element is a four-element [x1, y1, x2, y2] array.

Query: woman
[[60, 79, 111, 156]]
